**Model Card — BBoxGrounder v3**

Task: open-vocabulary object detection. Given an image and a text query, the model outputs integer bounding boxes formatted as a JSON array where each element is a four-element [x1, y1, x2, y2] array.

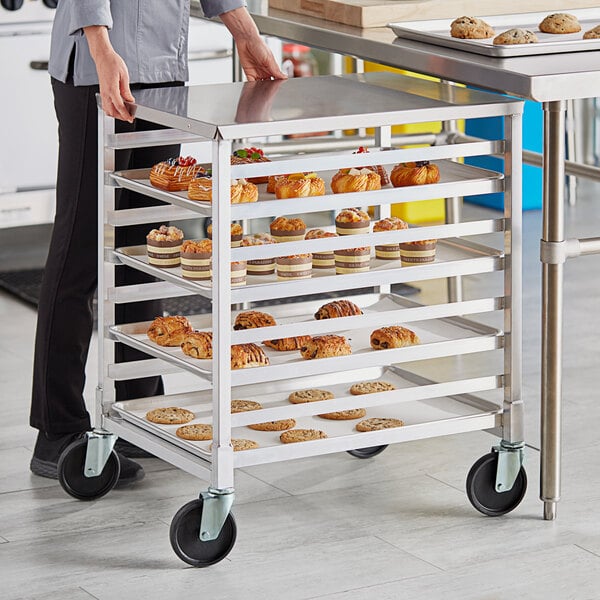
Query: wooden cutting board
[[268, 0, 600, 28]]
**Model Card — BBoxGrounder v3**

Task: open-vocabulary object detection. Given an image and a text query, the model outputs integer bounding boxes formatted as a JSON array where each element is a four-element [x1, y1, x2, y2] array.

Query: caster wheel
[[170, 498, 237, 567], [466, 452, 527, 517], [58, 438, 120, 501], [347, 445, 388, 459]]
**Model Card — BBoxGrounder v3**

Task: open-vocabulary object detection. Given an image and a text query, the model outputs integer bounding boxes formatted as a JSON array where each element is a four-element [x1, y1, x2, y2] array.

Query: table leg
[[540, 100, 566, 521]]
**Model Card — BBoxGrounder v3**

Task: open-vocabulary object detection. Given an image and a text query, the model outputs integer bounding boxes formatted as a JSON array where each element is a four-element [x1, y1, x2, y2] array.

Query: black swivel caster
[[58, 437, 120, 501], [347, 445, 388, 459], [466, 452, 527, 517], [170, 497, 237, 567]]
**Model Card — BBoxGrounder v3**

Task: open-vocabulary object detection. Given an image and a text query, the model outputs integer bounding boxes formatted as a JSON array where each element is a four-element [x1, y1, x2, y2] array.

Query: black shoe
[[30, 431, 145, 488], [113, 438, 155, 459]]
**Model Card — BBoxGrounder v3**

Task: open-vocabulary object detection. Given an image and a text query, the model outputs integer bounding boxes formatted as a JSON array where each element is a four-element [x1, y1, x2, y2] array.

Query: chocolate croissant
[[231, 343, 270, 369], [300, 335, 352, 359], [263, 336, 311, 352], [233, 311, 277, 330], [147, 315, 193, 347], [370, 326, 420, 350], [181, 331, 213, 359], [314, 300, 363, 320]]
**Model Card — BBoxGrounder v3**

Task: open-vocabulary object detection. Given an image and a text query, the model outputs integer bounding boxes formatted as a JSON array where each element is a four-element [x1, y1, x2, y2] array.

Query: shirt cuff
[[200, 0, 246, 19], [68, 0, 113, 36]]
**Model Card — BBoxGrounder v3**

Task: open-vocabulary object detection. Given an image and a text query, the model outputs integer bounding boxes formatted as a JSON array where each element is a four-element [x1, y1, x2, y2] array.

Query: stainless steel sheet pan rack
[[57, 72, 524, 566]]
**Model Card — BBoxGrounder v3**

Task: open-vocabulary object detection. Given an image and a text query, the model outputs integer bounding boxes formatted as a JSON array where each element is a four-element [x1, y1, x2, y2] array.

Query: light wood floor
[[1, 188, 599, 599]]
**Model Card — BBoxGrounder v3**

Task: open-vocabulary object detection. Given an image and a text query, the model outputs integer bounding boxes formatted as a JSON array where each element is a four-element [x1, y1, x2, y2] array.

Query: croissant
[[314, 300, 363, 320], [331, 168, 381, 194], [370, 326, 420, 350], [299, 335, 352, 360], [354, 146, 390, 186], [188, 175, 258, 204], [149, 157, 204, 191], [181, 331, 213, 359], [263, 336, 311, 351], [233, 311, 277, 330], [147, 315, 193, 347], [275, 173, 325, 199], [231, 343, 270, 369], [390, 161, 440, 187]]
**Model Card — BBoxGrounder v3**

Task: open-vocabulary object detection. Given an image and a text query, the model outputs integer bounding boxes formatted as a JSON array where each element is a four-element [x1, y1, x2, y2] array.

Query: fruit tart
[[149, 156, 204, 191], [231, 147, 271, 184]]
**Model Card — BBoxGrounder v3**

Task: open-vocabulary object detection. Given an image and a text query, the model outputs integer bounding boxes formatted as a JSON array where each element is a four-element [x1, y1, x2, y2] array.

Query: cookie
[[539, 13, 581, 34], [231, 399, 262, 413], [146, 406, 195, 425], [493, 28, 538, 45], [248, 418, 296, 431], [350, 381, 397, 395], [175, 423, 213, 440], [450, 16, 495, 39], [209, 438, 259, 451], [356, 418, 404, 432], [583, 25, 600, 39], [280, 429, 328, 443], [318, 408, 367, 420], [288, 389, 335, 404]]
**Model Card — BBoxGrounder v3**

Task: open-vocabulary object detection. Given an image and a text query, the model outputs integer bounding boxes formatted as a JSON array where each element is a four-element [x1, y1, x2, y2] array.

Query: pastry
[[370, 325, 420, 350], [539, 13, 581, 34], [187, 172, 258, 204], [241, 233, 277, 276], [276, 254, 312, 281], [288, 389, 335, 403], [493, 28, 539, 45], [233, 310, 277, 330], [270, 216, 307, 242], [356, 417, 404, 432], [314, 299, 363, 320], [450, 16, 495, 39], [147, 315, 193, 347], [231, 147, 271, 184], [146, 407, 195, 425], [263, 336, 311, 351], [583, 25, 600, 39], [231, 400, 262, 413], [305, 228, 337, 269], [175, 423, 213, 440], [231, 343, 270, 369], [208, 438, 259, 451], [248, 418, 296, 431], [354, 146, 389, 186], [280, 429, 328, 443], [318, 408, 366, 420], [300, 335, 352, 359], [335, 208, 370, 236], [180, 239, 212, 281], [181, 331, 213, 359], [399, 239, 437, 266], [274, 172, 326, 199], [373, 216, 409, 260], [146, 225, 184, 268], [267, 174, 286, 193], [149, 156, 204, 191], [331, 168, 381, 194], [230, 261, 247, 287], [207, 222, 243, 247], [390, 161, 440, 187], [334, 247, 370, 274], [350, 381, 396, 395]]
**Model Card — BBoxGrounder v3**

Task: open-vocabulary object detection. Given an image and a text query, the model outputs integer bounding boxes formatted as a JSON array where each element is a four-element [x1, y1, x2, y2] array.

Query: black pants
[[30, 78, 183, 434]]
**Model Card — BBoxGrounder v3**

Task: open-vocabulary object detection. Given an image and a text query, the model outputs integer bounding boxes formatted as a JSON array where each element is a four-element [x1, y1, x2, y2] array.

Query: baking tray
[[388, 8, 600, 57]]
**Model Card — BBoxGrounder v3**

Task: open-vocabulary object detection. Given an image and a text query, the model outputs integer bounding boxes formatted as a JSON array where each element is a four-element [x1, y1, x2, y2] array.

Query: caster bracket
[[199, 487, 235, 541], [84, 430, 117, 478], [494, 442, 524, 493]]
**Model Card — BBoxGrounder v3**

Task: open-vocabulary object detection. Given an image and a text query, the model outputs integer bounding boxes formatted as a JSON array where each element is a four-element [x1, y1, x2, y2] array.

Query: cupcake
[[241, 233, 277, 277], [270, 216, 306, 243], [146, 225, 184, 268], [399, 239, 437, 266], [230, 261, 247, 287], [207, 222, 243, 247], [305, 228, 337, 270], [335, 208, 371, 236], [276, 254, 312, 281], [334, 247, 371, 274], [373, 216, 409, 260], [180, 239, 212, 281]]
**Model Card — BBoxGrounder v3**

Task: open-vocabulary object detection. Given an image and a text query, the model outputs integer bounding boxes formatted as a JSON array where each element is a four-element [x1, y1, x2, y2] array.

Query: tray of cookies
[[388, 9, 600, 57]]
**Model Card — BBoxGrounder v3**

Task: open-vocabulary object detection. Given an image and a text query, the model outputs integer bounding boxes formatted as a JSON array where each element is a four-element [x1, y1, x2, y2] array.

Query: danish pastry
[[181, 331, 213, 359], [267, 174, 286, 193], [147, 315, 193, 347], [263, 336, 311, 352], [314, 299, 363, 320], [231, 147, 271, 184], [450, 16, 495, 39], [149, 156, 204, 191], [370, 326, 420, 350], [354, 146, 389, 186], [300, 335, 352, 360], [390, 161, 440, 187], [233, 310, 277, 330], [187, 172, 258, 204], [331, 168, 381, 194], [274, 172, 326, 199], [231, 343, 270, 369]]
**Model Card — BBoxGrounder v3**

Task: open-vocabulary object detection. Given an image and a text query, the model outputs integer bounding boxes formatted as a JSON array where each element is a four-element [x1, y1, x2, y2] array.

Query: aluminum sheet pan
[[389, 9, 600, 57]]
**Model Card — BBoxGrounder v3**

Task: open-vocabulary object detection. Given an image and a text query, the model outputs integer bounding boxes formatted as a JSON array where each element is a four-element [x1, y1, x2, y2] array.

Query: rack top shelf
[[128, 72, 523, 140]]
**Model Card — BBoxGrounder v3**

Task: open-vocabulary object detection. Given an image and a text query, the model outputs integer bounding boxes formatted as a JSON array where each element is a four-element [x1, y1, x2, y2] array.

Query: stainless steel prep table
[[216, 1, 600, 522]]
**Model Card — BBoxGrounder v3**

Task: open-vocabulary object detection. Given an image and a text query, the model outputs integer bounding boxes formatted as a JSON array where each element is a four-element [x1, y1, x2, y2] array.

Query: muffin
[[335, 208, 371, 236], [305, 228, 337, 269], [399, 239, 437, 266], [274, 173, 326, 199], [270, 216, 307, 243], [373, 216, 409, 260], [276, 254, 312, 281], [146, 225, 184, 268], [180, 239, 212, 281], [230, 261, 247, 287], [241, 233, 277, 277], [207, 222, 243, 247], [334, 247, 370, 275]]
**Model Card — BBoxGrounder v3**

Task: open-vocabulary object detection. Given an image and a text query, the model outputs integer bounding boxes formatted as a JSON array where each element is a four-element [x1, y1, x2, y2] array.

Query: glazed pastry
[[263, 336, 312, 351], [147, 315, 193, 346], [539, 13, 581, 34], [354, 146, 389, 186], [180, 239, 212, 281], [149, 156, 204, 191], [267, 174, 286, 193], [331, 167, 381, 194], [146, 225, 184, 268], [370, 326, 420, 350], [335, 208, 370, 236], [276, 254, 312, 281], [373, 216, 409, 260], [493, 28, 539, 45], [231, 343, 270, 369], [207, 222, 243, 247], [334, 247, 370, 274], [314, 299, 363, 320], [274, 173, 326, 199], [181, 331, 213, 359], [187, 172, 258, 204], [233, 310, 277, 330], [399, 239, 437, 266], [300, 335, 352, 360], [241, 233, 277, 276], [390, 161, 440, 187], [270, 216, 307, 242], [450, 16, 495, 39], [231, 147, 271, 184], [305, 228, 337, 269]]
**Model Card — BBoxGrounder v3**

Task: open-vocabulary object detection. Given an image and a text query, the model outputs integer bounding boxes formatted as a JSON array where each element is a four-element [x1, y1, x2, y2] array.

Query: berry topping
[[415, 160, 430, 167], [234, 147, 264, 160], [177, 156, 197, 166], [355, 146, 369, 154]]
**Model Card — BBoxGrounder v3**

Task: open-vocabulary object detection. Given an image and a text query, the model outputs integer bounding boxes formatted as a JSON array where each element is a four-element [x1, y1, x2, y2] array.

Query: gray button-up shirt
[[48, 0, 245, 86]]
